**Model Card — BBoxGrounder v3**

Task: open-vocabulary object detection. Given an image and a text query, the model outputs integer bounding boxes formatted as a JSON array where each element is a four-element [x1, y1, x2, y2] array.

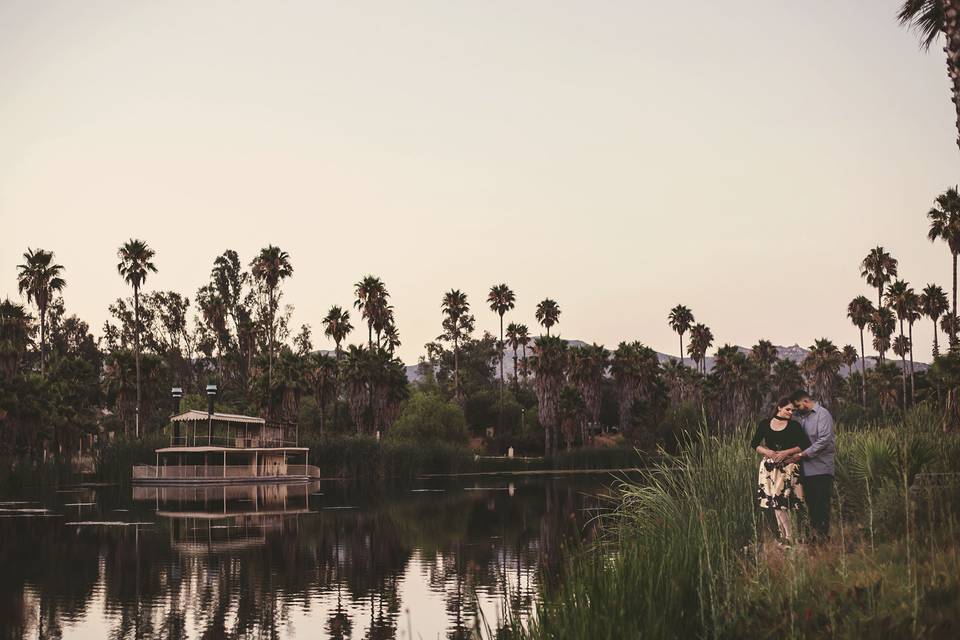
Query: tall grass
[[507, 405, 960, 639]]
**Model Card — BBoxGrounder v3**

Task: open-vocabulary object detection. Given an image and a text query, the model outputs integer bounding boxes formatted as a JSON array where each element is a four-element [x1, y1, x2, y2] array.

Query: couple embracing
[[749, 389, 836, 546]]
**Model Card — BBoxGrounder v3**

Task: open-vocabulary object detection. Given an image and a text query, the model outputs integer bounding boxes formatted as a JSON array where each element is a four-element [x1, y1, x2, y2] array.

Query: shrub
[[388, 392, 469, 445]]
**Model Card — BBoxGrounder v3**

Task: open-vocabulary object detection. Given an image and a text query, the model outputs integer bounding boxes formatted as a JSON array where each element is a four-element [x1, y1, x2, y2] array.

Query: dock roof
[[170, 410, 266, 425]]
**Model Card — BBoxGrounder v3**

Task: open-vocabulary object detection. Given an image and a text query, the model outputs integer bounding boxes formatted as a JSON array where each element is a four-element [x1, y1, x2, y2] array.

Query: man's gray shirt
[[798, 403, 835, 476]]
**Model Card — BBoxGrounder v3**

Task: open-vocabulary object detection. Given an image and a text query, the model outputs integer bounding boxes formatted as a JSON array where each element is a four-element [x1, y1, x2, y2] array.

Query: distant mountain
[[402, 340, 926, 382]]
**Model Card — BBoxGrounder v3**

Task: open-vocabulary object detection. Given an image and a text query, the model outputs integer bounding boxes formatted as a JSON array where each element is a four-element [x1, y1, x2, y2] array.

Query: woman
[[750, 397, 811, 545]]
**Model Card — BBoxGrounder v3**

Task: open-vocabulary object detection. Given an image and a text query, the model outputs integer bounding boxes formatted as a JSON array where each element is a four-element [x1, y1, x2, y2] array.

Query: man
[[789, 389, 835, 542]]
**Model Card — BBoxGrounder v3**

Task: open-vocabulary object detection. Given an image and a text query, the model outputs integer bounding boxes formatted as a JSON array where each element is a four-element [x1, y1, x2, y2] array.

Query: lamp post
[[206, 384, 217, 445], [171, 387, 183, 445]]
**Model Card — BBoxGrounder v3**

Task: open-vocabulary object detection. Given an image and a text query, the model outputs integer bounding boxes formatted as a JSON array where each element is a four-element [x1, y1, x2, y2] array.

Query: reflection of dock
[[134, 483, 318, 553]]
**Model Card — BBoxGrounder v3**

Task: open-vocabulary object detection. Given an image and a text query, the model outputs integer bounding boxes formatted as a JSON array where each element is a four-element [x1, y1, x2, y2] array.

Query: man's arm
[[801, 410, 834, 461]]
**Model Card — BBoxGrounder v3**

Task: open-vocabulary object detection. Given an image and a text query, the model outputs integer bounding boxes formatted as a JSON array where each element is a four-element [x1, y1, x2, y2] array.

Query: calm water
[[0, 474, 620, 639]]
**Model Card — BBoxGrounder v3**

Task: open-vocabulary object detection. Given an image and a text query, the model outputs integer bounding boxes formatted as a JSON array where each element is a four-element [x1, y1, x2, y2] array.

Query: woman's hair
[[776, 396, 793, 411]]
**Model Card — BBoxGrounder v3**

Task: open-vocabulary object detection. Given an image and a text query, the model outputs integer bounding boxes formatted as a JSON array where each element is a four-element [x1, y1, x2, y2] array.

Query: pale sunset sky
[[1, 0, 958, 365]]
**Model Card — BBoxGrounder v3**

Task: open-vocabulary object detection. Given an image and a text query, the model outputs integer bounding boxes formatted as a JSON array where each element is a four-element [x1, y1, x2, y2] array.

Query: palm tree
[[870, 307, 896, 364], [926, 187, 960, 345], [898, 4, 960, 183], [847, 295, 875, 405], [441, 289, 471, 401], [920, 284, 949, 356], [528, 335, 568, 455], [381, 323, 401, 354], [116, 239, 157, 438], [904, 290, 922, 403], [307, 352, 338, 436], [196, 284, 229, 378], [516, 324, 531, 382], [250, 245, 293, 393], [610, 341, 661, 437], [687, 324, 714, 374], [803, 339, 842, 409], [841, 345, 858, 377], [667, 305, 695, 367], [354, 276, 388, 348], [16, 248, 65, 378], [893, 335, 911, 410], [568, 344, 609, 443], [535, 298, 561, 336], [0, 299, 33, 383], [749, 339, 778, 373], [861, 246, 898, 310], [772, 358, 805, 399], [506, 322, 521, 389], [487, 284, 516, 410], [886, 280, 919, 401], [322, 305, 353, 360]]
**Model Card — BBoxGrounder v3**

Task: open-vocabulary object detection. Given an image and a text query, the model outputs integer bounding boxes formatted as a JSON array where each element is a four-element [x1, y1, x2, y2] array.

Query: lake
[[0, 473, 624, 639]]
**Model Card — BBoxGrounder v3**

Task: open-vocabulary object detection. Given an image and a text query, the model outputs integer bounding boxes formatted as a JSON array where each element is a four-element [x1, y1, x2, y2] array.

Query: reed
[[505, 405, 960, 639]]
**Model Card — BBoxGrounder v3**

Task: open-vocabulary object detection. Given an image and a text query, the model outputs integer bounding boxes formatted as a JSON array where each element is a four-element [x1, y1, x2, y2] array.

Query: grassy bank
[[502, 405, 960, 639]]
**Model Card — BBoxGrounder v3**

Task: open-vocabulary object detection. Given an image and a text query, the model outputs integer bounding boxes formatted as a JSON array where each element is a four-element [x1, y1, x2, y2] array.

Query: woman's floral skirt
[[757, 459, 804, 510]]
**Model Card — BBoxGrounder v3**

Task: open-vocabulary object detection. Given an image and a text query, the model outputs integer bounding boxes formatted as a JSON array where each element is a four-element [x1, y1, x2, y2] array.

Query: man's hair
[[789, 389, 812, 403]]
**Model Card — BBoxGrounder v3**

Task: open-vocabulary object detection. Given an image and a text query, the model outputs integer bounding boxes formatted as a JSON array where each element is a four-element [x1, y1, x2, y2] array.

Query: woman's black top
[[750, 418, 811, 452]]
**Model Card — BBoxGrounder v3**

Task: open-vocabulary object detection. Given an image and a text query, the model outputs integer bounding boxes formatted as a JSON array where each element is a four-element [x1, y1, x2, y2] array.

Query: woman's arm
[[771, 446, 802, 462], [750, 421, 767, 452]]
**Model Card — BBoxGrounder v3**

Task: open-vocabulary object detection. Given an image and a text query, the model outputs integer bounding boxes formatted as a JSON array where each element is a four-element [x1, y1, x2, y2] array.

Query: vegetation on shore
[[499, 405, 960, 639]]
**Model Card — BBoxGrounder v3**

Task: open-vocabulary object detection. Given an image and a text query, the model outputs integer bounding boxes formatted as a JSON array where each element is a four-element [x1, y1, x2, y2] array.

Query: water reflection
[[0, 475, 614, 639]]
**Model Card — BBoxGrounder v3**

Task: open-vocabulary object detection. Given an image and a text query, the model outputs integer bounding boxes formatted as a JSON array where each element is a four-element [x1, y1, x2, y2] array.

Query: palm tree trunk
[[908, 321, 916, 404], [859, 327, 867, 406], [368, 322, 373, 348], [512, 351, 518, 392], [39, 303, 46, 378], [498, 314, 504, 416], [679, 333, 684, 367], [953, 251, 958, 347], [454, 337, 460, 401], [900, 352, 907, 412], [933, 317, 941, 356], [134, 285, 141, 438]]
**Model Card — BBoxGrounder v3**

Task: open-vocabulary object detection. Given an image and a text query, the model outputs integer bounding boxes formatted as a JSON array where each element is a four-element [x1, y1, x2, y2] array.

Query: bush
[[388, 392, 469, 445]]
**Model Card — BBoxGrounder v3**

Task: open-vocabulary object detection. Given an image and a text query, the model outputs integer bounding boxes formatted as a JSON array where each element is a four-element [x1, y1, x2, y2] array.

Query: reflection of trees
[[3, 476, 612, 639]]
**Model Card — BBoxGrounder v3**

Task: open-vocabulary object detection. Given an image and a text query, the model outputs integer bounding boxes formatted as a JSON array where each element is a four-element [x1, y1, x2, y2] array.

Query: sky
[[1, 0, 959, 366]]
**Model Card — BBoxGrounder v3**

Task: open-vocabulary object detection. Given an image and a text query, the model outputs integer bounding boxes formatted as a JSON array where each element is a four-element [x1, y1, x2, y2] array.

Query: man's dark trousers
[[803, 473, 833, 541]]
